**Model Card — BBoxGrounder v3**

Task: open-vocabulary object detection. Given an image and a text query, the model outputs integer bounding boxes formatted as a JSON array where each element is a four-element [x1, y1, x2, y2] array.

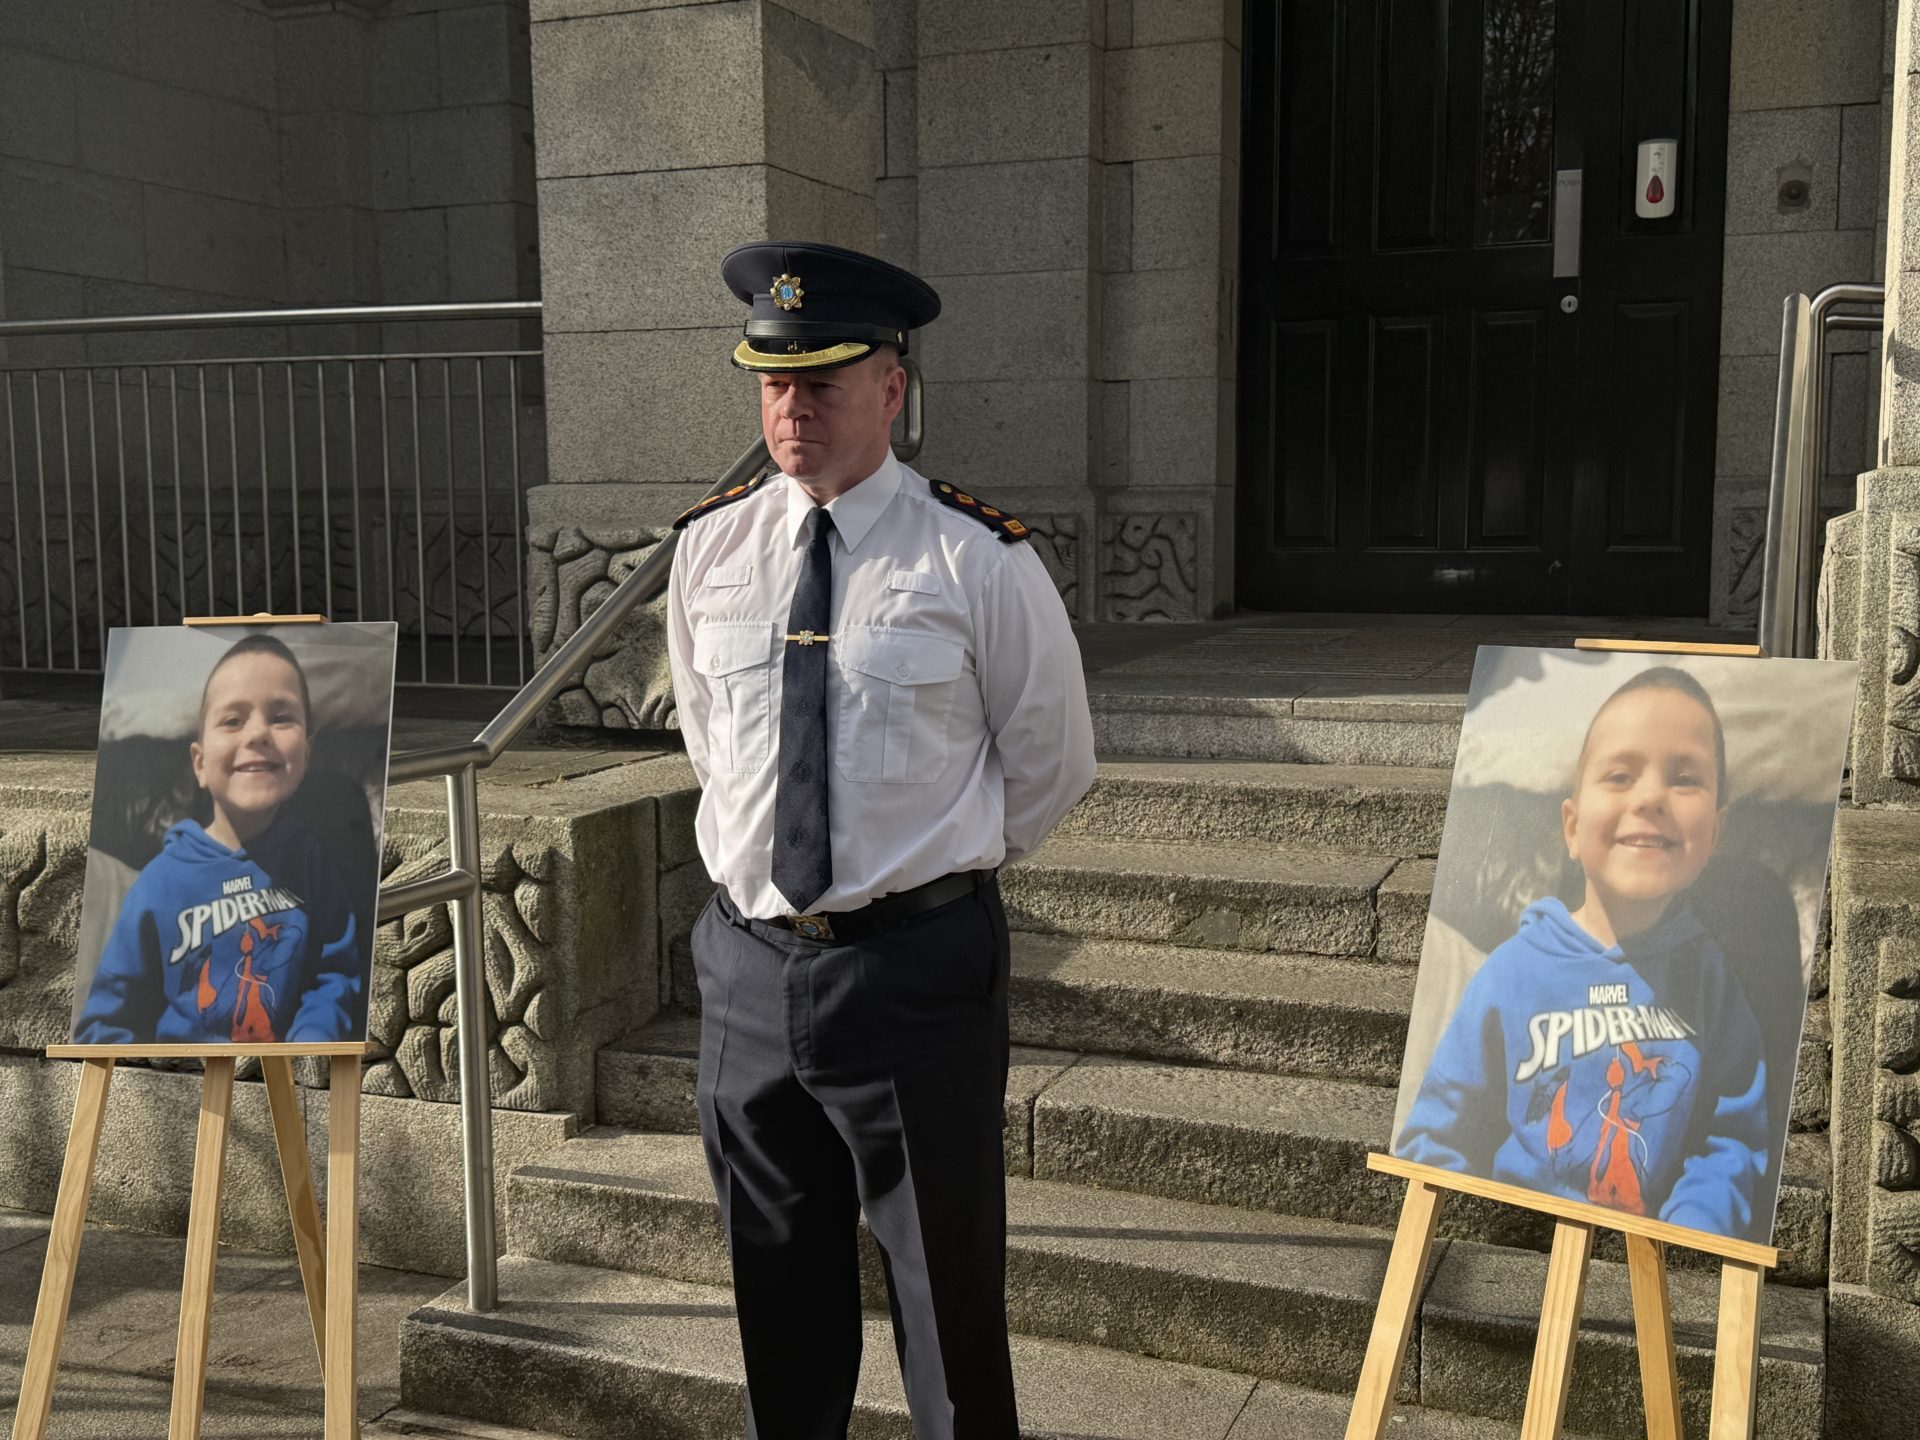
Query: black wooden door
[[1236, 0, 1731, 615]]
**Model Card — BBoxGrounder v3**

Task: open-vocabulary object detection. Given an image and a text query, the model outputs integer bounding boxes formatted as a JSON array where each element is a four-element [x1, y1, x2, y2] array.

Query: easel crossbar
[[1365, 1154, 1780, 1268]]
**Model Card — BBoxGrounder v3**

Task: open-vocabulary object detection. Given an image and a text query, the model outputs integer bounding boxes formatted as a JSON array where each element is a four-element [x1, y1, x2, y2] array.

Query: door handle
[[1553, 169, 1582, 280]]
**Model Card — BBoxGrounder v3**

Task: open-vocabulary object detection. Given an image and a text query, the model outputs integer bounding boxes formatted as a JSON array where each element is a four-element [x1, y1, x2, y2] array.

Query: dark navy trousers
[[691, 881, 1018, 1440]]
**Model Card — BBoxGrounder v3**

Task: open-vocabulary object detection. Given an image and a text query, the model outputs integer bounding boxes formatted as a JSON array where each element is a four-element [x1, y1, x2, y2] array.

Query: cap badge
[[771, 273, 805, 311]]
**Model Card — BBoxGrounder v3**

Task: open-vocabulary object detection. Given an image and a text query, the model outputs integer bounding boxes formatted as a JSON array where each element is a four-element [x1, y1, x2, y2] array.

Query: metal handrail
[[0, 301, 542, 339], [378, 355, 924, 1312], [1759, 283, 1883, 658]]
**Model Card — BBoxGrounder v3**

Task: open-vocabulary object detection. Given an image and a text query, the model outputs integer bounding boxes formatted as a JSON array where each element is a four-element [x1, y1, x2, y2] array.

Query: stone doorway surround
[[522, 0, 1896, 738]]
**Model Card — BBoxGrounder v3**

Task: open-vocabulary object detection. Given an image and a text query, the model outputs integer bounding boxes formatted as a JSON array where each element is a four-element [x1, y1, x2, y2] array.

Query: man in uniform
[[665, 240, 1096, 1437]]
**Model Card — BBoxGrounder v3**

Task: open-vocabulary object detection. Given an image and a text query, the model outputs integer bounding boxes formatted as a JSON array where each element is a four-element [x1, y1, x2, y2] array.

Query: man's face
[[1561, 687, 1725, 911], [758, 350, 906, 489]]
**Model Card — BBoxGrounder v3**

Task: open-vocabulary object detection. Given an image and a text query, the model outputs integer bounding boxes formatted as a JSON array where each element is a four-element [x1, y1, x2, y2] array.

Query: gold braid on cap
[[731, 340, 873, 371]]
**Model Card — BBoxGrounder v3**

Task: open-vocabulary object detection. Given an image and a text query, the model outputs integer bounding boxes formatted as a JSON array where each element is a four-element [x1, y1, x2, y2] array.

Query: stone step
[[428, 1175, 1820, 1440], [1009, 933, 1414, 1083], [606, 928, 1416, 1123], [595, 1021, 1830, 1285], [1088, 687, 1463, 769], [1059, 760, 1451, 856], [394, 1260, 1561, 1440], [1420, 1239, 1824, 1439], [596, 1018, 1081, 1173], [400, 1256, 1289, 1440], [504, 1129, 1427, 1398], [1028, 1054, 1834, 1284], [1003, 834, 1429, 959]]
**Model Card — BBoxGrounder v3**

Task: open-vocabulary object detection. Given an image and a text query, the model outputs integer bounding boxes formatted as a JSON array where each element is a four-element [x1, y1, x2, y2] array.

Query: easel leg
[[169, 1057, 237, 1440], [1519, 1218, 1595, 1440], [262, 1056, 327, 1370], [1707, 1261, 1765, 1440], [324, 1055, 361, 1440], [1342, 1177, 1445, 1440], [10, 1058, 115, 1440], [1627, 1234, 1683, 1440]]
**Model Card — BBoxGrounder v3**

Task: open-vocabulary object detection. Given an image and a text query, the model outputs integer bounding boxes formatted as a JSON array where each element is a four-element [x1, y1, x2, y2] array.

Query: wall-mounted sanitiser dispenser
[[1636, 138, 1678, 219]]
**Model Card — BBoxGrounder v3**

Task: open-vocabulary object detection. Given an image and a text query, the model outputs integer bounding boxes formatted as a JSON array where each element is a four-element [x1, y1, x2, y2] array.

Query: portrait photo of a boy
[[69, 622, 399, 1050], [1390, 647, 1855, 1246]]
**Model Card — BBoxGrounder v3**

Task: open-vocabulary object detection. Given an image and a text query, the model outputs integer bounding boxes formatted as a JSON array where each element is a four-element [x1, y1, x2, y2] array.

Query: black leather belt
[[768, 869, 993, 943]]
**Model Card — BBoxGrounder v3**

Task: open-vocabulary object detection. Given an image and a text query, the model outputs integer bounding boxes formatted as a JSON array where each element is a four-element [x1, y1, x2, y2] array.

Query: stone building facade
[[5, 0, 1920, 1430]]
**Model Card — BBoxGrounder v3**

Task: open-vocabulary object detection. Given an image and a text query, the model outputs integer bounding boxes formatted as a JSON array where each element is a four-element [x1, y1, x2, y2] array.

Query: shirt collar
[[783, 451, 903, 554]]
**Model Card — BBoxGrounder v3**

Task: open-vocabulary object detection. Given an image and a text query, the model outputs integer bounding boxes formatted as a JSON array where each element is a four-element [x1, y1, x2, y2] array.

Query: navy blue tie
[[773, 508, 835, 914]]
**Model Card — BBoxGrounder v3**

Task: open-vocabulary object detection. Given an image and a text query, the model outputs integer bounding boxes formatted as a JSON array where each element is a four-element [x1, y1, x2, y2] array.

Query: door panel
[[1607, 301, 1689, 547], [1376, 0, 1450, 250], [1272, 322, 1339, 547], [1368, 315, 1443, 546], [1237, 0, 1731, 615], [1467, 309, 1549, 546], [1276, 1, 1343, 255]]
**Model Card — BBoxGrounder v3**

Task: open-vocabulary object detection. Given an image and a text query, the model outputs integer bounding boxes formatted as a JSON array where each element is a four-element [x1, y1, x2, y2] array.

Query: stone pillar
[[1093, 0, 1240, 622], [1820, 6, 1920, 1429], [525, 0, 880, 727], [910, 0, 1240, 623], [909, 4, 1106, 617]]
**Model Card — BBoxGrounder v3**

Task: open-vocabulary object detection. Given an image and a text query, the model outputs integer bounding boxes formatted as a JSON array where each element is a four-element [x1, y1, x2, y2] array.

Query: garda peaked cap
[[721, 241, 942, 373]]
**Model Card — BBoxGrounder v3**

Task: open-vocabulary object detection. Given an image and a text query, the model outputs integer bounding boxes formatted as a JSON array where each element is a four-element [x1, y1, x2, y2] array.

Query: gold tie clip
[[785, 630, 830, 646]]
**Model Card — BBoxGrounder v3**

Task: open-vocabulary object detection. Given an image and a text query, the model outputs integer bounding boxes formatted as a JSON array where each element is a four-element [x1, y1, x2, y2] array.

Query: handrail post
[[1760, 282, 1884, 658], [445, 763, 498, 1312], [1759, 294, 1810, 658]]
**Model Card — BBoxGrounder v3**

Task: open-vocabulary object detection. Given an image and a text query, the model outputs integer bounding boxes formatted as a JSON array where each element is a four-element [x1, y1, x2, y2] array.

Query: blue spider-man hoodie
[[1394, 896, 1771, 1241], [75, 812, 361, 1046]]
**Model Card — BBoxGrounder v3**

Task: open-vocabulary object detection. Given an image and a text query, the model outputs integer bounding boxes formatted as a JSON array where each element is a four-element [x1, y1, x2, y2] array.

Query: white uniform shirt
[[666, 452, 1097, 920]]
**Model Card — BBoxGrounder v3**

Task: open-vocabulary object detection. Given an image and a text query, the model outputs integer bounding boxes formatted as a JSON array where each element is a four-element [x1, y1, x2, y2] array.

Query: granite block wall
[[1712, 0, 1890, 629], [0, 0, 539, 371]]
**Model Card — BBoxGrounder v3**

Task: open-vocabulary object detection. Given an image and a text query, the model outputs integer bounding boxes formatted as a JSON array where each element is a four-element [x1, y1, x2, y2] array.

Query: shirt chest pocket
[[832, 626, 966, 784], [693, 620, 780, 773]]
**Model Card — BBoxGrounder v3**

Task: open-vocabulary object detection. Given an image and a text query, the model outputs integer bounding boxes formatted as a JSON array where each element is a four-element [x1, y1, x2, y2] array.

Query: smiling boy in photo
[[74, 635, 363, 1047], [1394, 667, 1772, 1238]]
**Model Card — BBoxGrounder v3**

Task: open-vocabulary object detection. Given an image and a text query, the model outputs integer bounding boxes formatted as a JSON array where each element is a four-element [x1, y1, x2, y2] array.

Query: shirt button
[[896, 663, 911, 678]]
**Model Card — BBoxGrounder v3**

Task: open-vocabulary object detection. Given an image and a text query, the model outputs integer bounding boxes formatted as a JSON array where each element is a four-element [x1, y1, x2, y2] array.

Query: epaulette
[[672, 471, 769, 529], [928, 480, 1030, 543]]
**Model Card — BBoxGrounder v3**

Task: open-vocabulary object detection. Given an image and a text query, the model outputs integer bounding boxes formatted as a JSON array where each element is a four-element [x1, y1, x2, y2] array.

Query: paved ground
[[1073, 611, 1743, 704], [0, 1208, 557, 1438]]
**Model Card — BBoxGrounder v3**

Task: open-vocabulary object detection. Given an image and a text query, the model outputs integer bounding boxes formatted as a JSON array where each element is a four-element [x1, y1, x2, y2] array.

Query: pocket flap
[[834, 626, 964, 685], [693, 620, 779, 677]]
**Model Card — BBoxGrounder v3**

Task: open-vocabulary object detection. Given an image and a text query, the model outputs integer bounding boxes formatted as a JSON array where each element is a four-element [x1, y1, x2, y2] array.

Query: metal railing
[[376, 358, 924, 1312], [1760, 283, 1883, 658], [0, 302, 543, 687]]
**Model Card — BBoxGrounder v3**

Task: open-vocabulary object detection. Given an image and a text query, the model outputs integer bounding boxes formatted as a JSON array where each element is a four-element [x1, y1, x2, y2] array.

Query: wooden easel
[[1346, 636, 1778, 1440], [11, 614, 368, 1440], [11, 1045, 366, 1440], [1344, 1154, 1776, 1440]]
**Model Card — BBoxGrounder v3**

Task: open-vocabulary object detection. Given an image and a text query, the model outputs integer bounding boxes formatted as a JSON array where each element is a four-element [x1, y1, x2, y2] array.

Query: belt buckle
[[789, 913, 834, 941]]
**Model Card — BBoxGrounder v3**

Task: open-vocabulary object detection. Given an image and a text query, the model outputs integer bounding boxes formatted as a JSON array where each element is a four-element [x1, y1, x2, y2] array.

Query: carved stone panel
[[1872, 936, 1920, 1302], [1886, 518, 1920, 780], [528, 523, 677, 731], [1020, 514, 1081, 617], [0, 813, 89, 1050], [1100, 514, 1199, 622]]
